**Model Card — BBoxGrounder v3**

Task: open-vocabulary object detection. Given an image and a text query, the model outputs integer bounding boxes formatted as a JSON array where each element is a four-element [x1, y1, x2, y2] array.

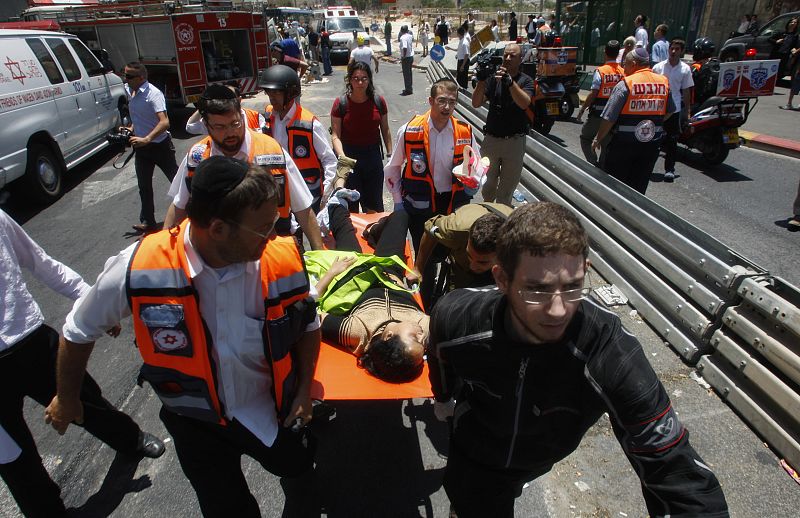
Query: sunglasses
[[124, 74, 140, 80]]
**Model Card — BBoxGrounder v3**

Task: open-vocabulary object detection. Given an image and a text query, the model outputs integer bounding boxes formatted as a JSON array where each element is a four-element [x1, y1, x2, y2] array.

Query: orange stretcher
[[310, 212, 433, 400]]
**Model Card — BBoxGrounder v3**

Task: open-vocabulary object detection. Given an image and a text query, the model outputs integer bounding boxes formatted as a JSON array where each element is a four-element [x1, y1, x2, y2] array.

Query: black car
[[719, 10, 800, 78]]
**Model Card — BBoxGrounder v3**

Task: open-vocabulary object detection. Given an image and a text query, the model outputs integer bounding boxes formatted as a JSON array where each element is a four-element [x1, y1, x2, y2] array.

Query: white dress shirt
[[63, 224, 320, 447], [400, 32, 414, 58], [168, 129, 314, 214], [185, 109, 266, 135], [267, 102, 338, 197], [0, 209, 89, 351], [635, 26, 649, 51], [456, 33, 471, 60], [384, 113, 480, 203]]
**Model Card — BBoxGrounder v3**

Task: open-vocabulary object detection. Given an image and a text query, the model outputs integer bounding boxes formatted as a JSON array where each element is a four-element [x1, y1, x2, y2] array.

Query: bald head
[[502, 43, 522, 76]]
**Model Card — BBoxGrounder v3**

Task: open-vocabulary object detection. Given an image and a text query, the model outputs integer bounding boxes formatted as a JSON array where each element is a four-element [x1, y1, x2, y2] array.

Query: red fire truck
[[22, 0, 271, 104]]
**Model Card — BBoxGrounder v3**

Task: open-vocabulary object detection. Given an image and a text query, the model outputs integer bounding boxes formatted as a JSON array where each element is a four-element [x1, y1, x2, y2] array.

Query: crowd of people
[[0, 10, 746, 518]]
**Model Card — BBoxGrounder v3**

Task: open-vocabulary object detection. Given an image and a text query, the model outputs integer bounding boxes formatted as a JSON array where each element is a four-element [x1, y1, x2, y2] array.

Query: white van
[[0, 29, 127, 203], [315, 6, 369, 63]]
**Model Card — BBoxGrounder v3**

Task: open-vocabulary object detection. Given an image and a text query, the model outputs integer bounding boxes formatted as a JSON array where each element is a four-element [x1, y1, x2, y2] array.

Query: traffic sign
[[430, 44, 445, 62]]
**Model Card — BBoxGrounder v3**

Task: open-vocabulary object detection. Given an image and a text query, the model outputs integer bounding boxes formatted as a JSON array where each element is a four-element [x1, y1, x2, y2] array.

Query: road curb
[[739, 129, 800, 160]]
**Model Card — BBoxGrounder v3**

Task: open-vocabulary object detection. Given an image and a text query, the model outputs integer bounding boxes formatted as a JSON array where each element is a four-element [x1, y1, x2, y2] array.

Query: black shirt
[[308, 31, 319, 46], [484, 71, 535, 137]]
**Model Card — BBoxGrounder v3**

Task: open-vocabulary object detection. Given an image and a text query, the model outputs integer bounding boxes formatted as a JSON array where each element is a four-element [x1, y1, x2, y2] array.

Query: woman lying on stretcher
[[304, 194, 428, 383]]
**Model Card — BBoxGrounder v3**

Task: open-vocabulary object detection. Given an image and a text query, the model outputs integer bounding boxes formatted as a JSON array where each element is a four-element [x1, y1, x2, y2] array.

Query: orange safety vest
[[126, 223, 314, 425], [243, 108, 263, 131], [264, 103, 324, 206], [614, 69, 671, 144], [591, 61, 625, 115], [185, 130, 293, 235], [401, 111, 472, 215]]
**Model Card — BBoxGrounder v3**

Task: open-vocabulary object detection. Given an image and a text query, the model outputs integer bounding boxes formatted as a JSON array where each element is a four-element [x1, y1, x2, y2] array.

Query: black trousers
[[342, 143, 385, 213], [662, 115, 681, 173], [328, 204, 408, 261], [0, 325, 141, 518], [134, 137, 178, 226], [603, 137, 662, 195], [159, 407, 315, 518], [443, 444, 549, 518], [456, 59, 469, 89], [401, 56, 414, 93]]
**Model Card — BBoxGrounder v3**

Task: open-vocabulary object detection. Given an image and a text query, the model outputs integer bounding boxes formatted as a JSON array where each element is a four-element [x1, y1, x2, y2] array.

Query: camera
[[473, 49, 504, 84], [106, 126, 133, 147]]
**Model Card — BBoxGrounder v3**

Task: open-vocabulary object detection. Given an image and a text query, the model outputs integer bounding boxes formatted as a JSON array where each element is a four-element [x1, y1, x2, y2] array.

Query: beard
[[215, 134, 244, 154]]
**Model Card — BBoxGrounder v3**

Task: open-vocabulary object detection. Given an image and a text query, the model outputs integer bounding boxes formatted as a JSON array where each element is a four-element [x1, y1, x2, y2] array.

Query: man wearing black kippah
[[47, 156, 321, 516], [164, 84, 324, 250]]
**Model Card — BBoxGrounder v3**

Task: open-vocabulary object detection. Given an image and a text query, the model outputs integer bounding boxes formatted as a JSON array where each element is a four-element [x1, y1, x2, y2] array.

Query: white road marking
[[81, 165, 138, 209]]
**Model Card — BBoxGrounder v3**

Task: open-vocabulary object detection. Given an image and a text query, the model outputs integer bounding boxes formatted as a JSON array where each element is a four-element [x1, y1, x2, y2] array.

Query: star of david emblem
[[163, 334, 178, 345], [5, 57, 25, 85]]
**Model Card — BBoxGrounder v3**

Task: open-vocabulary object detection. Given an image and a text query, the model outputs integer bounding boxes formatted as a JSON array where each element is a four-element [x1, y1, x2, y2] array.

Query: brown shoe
[[132, 223, 160, 233]]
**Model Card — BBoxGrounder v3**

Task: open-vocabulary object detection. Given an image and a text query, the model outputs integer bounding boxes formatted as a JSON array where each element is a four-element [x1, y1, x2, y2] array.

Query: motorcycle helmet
[[258, 64, 301, 100], [692, 37, 716, 61]]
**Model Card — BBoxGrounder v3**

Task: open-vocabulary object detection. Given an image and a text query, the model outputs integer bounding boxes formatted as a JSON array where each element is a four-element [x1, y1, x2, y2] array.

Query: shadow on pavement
[[69, 452, 151, 518], [674, 149, 753, 182], [311, 400, 448, 517]]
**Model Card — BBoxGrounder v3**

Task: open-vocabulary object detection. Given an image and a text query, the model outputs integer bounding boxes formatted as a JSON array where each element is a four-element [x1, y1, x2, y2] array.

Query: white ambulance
[[0, 29, 126, 203], [315, 6, 369, 63]]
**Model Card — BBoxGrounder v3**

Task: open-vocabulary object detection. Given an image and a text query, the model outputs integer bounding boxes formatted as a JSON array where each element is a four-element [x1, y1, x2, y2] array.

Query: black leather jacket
[[429, 287, 729, 517]]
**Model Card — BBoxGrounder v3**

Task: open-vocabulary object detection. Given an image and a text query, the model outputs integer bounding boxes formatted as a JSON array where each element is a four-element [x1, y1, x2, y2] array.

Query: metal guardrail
[[426, 61, 800, 469]]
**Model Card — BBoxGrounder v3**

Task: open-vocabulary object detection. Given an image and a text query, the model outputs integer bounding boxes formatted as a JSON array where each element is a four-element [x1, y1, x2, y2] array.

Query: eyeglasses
[[350, 76, 369, 83], [517, 273, 593, 305], [226, 219, 275, 240], [124, 73, 140, 80], [434, 97, 457, 108], [207, 119, 243, 132]]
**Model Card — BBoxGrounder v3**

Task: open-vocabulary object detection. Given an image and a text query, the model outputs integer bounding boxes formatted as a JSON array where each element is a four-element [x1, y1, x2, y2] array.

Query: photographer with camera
[[123, 62, 178, 233], [471, 44, 535, 205]]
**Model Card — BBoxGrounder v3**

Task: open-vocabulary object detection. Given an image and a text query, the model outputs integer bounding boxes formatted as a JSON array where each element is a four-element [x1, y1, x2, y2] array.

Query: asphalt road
[[1, 61, 799, 517]]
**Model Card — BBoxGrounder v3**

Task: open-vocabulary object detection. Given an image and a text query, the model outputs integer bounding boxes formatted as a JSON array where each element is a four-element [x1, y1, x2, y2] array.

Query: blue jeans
[[322, 46, 332, 74], [385, 34, 392, 56]]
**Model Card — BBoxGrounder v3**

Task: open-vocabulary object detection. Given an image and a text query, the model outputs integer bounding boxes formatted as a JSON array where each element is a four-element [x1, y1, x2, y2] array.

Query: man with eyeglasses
[[164, 84, 324, 250], [471, 43, 536, 206], [384, 78, 480, 253], [46, 156, 321, 517], [428, 201, 728, 518], [123, 62, 178, 233]]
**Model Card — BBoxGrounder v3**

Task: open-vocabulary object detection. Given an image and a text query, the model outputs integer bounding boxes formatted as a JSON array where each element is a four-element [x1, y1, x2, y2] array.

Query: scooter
[[680, 96, 755, 165]]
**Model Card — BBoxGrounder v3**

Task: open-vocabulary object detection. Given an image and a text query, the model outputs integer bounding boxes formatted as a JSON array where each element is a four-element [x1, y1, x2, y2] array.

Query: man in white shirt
[[349, 35, 380, 72], [399, 25, 415, 95], [0, 209, 164, 518], [384, 78, 480, 252], [634, 14, 649, 51], [163, 84, 324, 249], [46, 157, 321, 517], [652, 38, 694, 181], [455, 26, 471, 88]]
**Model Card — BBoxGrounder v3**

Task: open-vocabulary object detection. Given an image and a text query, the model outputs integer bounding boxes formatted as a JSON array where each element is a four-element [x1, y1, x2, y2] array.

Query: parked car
[[719, 10, 800, 78], [0, 29, 127, 203]]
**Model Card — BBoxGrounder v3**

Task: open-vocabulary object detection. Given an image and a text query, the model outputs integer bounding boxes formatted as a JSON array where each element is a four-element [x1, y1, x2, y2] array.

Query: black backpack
[[335, 93, 387, 118]]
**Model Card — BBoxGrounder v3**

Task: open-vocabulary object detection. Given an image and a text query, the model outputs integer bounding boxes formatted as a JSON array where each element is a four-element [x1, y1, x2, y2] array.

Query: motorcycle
[[680, 96, 755, 165], [519, 41, 581, 134]]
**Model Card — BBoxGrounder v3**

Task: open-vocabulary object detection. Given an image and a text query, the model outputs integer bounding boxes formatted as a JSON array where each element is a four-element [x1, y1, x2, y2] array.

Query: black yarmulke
[[202, 84, 237, 100], [191, 156, 248, 200]]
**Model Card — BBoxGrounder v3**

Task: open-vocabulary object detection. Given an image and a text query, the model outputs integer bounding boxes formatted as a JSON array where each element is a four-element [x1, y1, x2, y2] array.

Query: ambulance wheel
[[702, 139, 730, 165], [24, 142, 63, 204]]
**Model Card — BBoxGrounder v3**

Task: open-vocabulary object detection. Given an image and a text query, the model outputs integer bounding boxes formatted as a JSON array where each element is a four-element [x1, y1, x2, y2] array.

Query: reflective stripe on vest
[[615, 69, 670, 143], [401, 111, 472, 214], [126, 224, 312, 425], [265, 104, 324, 204], [184, 131, 292, 235], [592, 61, 625, 113]]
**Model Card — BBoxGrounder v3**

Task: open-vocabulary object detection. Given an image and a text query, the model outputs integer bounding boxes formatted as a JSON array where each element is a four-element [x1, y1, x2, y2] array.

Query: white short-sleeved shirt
[[168, 130, 314, 213], [62, 225, 320, 447], [350, 46, 374, 67], [653, 60, 694, 112], [456, 33, 471, 60]]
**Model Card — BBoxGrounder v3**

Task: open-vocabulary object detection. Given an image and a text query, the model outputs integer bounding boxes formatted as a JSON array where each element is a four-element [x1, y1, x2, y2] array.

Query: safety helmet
[[258, 64, 301, 99], [692, 37, 716, 61], [357, 35, 365, 45]]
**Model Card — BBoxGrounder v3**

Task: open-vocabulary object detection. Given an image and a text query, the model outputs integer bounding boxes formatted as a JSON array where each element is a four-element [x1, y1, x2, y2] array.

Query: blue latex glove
[[393, 202, 405, 212]]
